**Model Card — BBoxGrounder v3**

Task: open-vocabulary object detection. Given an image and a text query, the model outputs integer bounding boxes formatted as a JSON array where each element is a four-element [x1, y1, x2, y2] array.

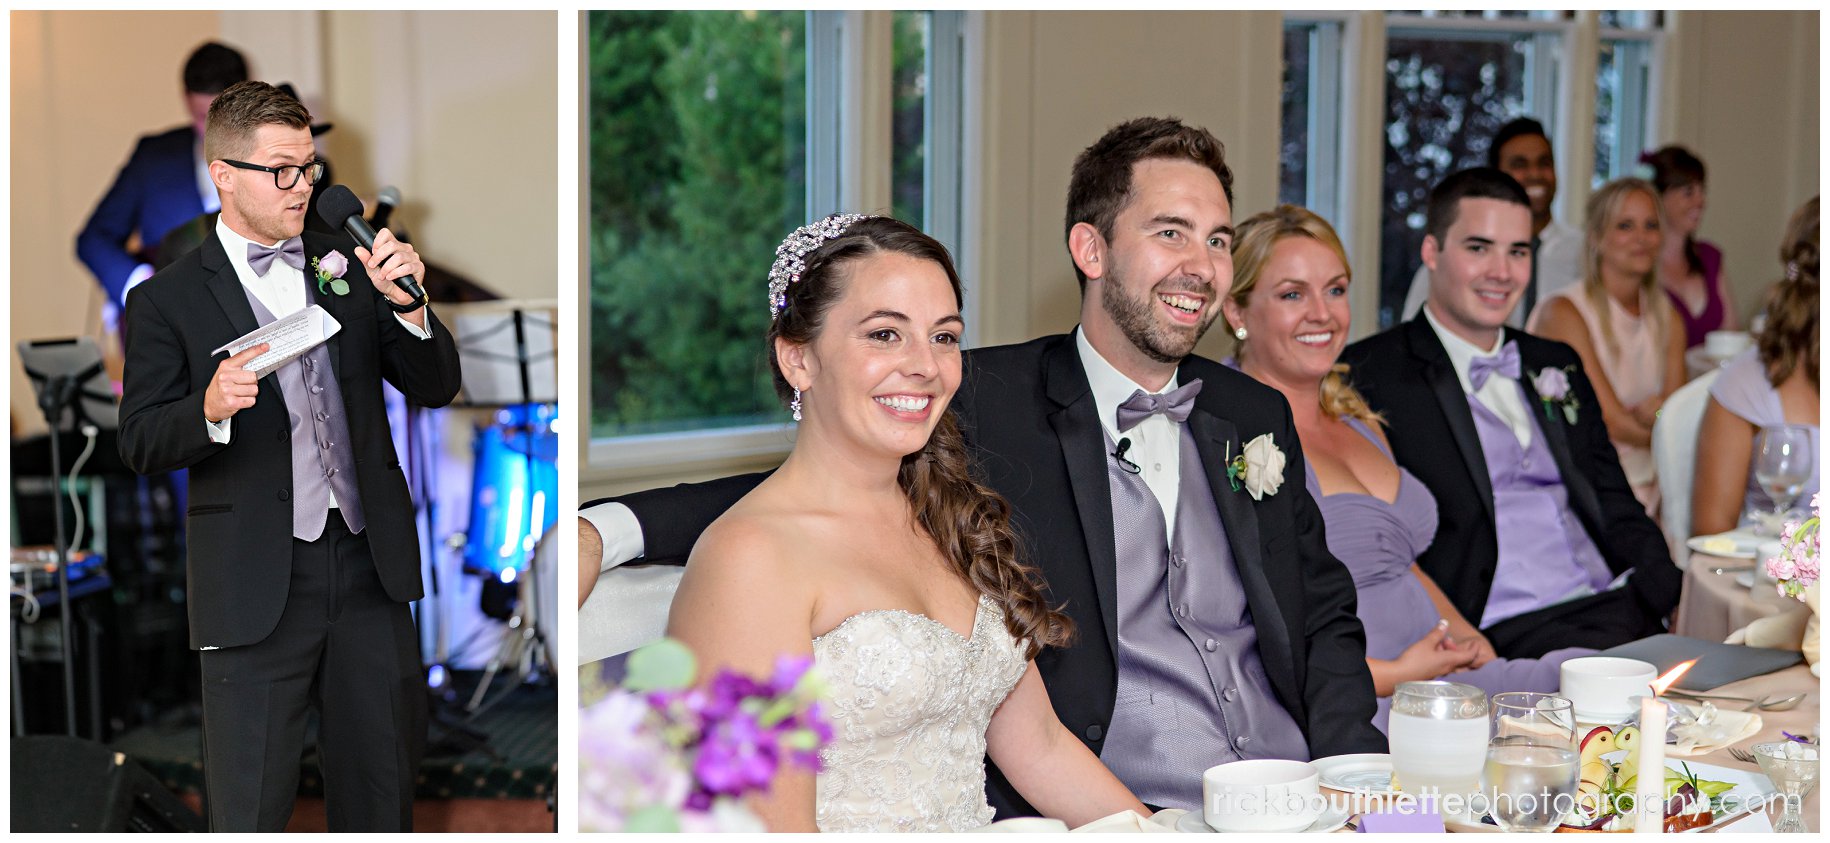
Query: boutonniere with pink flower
[[1531, 365, 1582, 425], [1225, 433, 1286, 501], [311, 250, 351, 296]]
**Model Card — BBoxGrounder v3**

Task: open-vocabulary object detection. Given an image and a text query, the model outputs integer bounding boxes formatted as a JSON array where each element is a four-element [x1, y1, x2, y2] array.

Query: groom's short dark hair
[[203, 81, 311, 164], [1424, 167, 1530, 246], [1065, 117, 1233, 291]]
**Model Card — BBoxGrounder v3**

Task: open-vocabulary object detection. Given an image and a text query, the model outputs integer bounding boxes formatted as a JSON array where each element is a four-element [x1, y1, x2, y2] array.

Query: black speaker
[[11, 736, 205, 832]]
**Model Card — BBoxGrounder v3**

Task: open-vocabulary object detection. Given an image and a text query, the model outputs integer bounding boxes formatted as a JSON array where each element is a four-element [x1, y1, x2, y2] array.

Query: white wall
[[9, 10, 557, 434]]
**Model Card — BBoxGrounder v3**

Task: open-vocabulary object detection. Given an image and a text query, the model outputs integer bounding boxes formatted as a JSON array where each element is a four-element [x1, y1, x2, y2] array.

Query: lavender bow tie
[[247, 238, 305, 275], [1468, 340, 1522, 390], [1116, 379, 1204, 431]]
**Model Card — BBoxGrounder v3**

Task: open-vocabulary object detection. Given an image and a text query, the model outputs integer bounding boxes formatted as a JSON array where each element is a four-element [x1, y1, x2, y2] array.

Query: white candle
[[1635, 695, 1666, 834]]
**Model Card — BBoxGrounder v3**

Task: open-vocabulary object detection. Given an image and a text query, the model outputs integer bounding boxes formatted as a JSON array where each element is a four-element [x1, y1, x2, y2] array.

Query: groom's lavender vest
[[1470, 388, 1612, 628], [242, 288, 365, 540], [1099, 429, 1308, 809]]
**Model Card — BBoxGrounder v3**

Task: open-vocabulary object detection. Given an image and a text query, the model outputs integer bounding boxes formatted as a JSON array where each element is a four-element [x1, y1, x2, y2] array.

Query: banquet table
[[1675, 550, 1802, 643]]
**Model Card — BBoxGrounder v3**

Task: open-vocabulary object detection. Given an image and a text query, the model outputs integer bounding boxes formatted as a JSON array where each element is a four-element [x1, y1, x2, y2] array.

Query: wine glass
[[1754, 425, 1814, 532], [1752, 742, 1819, 833], [1484, 735, 1580, 832], [1390, 681, 1489, 818]]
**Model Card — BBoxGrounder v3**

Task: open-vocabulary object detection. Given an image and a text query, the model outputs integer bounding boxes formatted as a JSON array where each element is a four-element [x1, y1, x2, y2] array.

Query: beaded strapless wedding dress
[[810, 593, 1028, 832]]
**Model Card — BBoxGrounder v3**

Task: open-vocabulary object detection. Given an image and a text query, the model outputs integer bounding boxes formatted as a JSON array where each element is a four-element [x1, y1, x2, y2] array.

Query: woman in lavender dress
[[1218, 205, 1592, 732]]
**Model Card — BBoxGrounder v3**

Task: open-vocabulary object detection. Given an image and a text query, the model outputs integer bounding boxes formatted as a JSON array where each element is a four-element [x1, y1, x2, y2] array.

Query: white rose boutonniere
[[1225, 433, 1286, 501]]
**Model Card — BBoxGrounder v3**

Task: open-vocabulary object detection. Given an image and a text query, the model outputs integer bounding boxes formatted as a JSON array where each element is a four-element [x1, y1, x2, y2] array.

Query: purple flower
[[318, 249, 348, 278], [769, 655, 815, 696], [694, 712, 780, 797], [1531, 367, 1570, 400]]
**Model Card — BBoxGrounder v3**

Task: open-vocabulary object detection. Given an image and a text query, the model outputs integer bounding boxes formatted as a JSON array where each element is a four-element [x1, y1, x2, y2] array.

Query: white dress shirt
[[206, 217, 432, 450], [1076, 326, 1185, 537], [1423, 306, 1536, 448]]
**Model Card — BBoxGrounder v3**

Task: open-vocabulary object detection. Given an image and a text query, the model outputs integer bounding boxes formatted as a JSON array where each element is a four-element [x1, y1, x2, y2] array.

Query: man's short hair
[[182, 42, 248, 96], [203, 81, 312, 164], [1487, 117, 1549, 169], [1064, 116, 1234, 291], [1424, 167, 1531, 245]]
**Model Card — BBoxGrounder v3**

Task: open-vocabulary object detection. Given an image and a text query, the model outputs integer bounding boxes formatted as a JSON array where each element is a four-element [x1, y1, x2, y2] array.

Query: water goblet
[[1754, 425, 1814, 532], [1491, 692, 1577, 746], [1484, 735, 1580, 832]]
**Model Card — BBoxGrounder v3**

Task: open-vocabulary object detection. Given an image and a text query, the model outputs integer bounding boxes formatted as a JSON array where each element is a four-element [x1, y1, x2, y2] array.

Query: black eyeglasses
[[221, 158, 326, 190]]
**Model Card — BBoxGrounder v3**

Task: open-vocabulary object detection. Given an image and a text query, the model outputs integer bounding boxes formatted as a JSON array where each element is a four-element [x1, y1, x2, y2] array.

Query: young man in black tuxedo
[[118, 81, 461, 831], [582, 117, 1384, 814], [1338, 168, 1680, 660]]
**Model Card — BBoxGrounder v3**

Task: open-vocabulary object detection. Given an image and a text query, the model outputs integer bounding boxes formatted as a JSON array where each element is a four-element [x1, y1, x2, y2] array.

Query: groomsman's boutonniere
[[1225, 433, 1287, 501], [1531, 366, 1581, 425], [312, 250, 351, 296]]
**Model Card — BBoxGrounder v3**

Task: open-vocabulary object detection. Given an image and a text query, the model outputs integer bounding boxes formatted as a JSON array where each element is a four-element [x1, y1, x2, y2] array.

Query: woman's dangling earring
[[1234, 326, 1248, 341], [791, 388, 803, 422]]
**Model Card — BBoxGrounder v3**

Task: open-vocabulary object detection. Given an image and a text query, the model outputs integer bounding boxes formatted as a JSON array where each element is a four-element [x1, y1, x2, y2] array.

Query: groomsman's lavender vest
[[1099, 429, 1308, 809], [242, 289, 365, 540], [1469, 387, 1612, 628]]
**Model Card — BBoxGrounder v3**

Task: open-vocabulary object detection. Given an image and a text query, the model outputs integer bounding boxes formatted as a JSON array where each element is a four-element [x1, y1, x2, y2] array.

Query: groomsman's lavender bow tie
[[1468, 340, 1522, 390], [247, 238, 306, 275], [1116, 379, 1204, 431]]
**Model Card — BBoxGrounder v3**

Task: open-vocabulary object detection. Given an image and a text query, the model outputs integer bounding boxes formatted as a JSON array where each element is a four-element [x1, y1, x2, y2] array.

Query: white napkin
[[1068, 809, 1187, 833]]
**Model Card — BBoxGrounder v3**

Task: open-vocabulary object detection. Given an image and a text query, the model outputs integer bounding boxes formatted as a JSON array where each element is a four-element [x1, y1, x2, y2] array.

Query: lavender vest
[[1469, 388, 1612, 628], [242, 288, 365, 540], [1099, 427, 1308, 809]]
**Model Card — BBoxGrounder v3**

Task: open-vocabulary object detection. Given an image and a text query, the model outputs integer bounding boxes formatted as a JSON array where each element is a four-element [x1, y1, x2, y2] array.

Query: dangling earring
[[791, 387, 803, 422], [1233, 326, 1248, 341]]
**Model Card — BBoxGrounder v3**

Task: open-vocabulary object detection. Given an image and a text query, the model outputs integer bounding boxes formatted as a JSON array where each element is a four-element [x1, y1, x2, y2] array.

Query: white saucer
[[1313, 753, 1397, 795], [1687, 530, 1765, 560], [1174, 804, 1351, 834]]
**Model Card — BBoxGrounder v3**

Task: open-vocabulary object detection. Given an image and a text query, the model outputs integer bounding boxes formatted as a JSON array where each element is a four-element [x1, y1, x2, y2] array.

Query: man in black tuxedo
[[1339, 168, 1680, 659], [118, 81, 461, 831], [582, 117, 1384, 814]]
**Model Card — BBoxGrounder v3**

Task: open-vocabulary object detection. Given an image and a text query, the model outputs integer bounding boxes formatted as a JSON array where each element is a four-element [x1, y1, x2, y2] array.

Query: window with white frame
[[1595, 12, 1662, 187], [1279, 15, 1348, 227], [586, 10, 967, 474], [1376, 10, 1567, 328]]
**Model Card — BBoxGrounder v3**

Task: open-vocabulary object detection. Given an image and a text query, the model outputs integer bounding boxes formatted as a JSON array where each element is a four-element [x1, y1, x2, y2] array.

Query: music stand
[[448, 301, 557, 712], [17, 337, 120, 737]]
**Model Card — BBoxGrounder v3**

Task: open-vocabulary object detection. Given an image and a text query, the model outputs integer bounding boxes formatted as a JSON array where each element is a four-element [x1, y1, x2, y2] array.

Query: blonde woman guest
[[1691, 197, 1820, 537], [1528, 178, 1686, 516], [1222, 205, 1589, 732]]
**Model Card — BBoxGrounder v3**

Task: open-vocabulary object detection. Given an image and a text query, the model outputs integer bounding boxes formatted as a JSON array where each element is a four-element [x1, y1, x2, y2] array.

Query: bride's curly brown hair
[[767, 215, 1073, 658]]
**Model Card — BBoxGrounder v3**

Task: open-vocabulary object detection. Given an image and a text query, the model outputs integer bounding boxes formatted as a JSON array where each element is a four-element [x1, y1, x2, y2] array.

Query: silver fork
[[1727, 747, 1756, 764]]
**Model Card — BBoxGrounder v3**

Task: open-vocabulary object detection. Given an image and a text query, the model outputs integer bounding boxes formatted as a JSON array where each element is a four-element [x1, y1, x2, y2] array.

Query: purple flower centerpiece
[[1765, 493, 1821, 600], [578, 638, 831, 832]]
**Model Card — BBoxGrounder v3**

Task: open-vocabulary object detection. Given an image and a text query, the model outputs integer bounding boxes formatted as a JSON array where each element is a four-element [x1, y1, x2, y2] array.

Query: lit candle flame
[[1649, 659, 1697, 696]]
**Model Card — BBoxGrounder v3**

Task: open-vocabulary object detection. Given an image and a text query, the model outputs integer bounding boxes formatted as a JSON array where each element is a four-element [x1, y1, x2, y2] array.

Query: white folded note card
[[212, 304, 342, 379]]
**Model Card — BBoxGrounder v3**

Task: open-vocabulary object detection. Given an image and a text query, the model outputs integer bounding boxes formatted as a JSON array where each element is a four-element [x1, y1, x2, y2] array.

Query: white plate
[[1313, 752, 1397, 795], [1175, 804, 1351, 834], [1565, 752, 1777, 833], [1687, 530, 1765, 560]]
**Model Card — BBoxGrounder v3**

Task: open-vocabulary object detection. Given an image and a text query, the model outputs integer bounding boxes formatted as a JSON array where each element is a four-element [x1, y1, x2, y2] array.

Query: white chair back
[[577, 511, 682, 665], [1653, 368, 1721, 568]]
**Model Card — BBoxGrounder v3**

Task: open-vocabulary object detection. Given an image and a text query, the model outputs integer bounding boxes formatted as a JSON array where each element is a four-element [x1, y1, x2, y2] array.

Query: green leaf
[[330, 278, 350, 296], [624, 638, 696, 691], [623, 805, 682, 833]]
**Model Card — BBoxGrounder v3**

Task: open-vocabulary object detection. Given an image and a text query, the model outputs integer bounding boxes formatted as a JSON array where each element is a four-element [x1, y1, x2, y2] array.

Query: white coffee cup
[[1560, 656, 1658, 723], [1705, 330, 1751, 360], [1203, 758, 1323, 833]]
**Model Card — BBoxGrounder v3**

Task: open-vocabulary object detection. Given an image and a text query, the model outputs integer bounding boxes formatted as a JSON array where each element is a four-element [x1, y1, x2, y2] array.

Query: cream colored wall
[[1664, 10, 1819, 322], [9, 11, 556, 434]]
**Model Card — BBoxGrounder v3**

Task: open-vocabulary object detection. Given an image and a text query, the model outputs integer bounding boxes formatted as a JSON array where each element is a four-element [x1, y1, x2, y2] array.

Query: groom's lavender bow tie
[[1468, 340, 1522, 390], [247, 238, 306, 275], [1116, 379, 1204, 432]]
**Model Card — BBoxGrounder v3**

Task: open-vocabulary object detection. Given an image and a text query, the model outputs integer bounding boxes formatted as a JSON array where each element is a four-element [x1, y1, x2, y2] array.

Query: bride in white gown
[[666, 215, 1149, 832]]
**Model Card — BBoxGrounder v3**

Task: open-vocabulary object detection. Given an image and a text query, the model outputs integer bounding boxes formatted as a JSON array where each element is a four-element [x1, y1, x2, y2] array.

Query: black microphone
[[370, 185, 401, 231], [1112, 437, 1141, 475], [317, 184, 425, 303]]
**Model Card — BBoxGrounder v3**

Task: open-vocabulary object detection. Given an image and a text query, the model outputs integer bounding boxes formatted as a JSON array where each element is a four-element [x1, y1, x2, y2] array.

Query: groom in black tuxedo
[[119, 81, 461, 831], [582, 117, 1384, 813], [1338, 168, 1680, 659]]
